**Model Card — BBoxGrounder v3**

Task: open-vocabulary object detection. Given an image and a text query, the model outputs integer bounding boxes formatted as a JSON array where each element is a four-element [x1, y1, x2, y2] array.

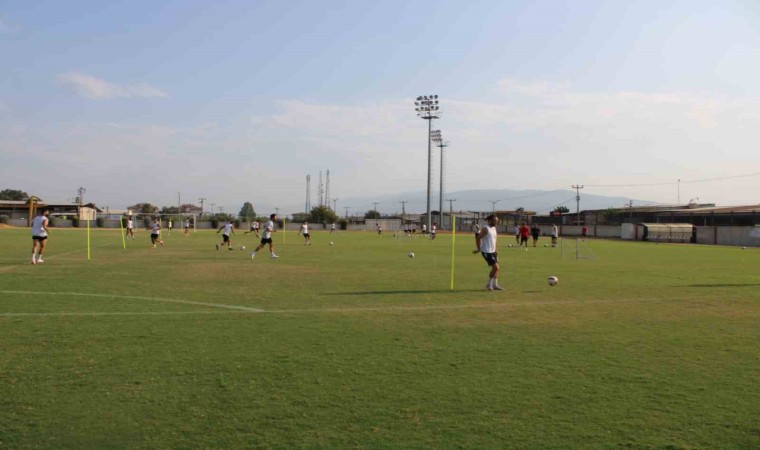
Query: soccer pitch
[[1, 228, 758, 449]]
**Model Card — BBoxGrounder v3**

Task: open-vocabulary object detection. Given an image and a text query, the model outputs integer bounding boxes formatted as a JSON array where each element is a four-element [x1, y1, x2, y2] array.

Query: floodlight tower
[[305, 175, 311, 213], [431, 130, 449, 229], [414, 95, 440, 236]]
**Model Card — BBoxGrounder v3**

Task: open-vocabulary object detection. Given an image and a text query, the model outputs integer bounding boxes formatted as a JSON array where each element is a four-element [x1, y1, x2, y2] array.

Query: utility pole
[[572, 185, 584, 226], [210, 203, 215, 218], [177, 192, 181, 230], [372, 202, 380, 214], [399, 201, 408, 216], [627, 200, 634, 221], [332, 198, 338, 212], [677, 179, 681, 205], [446, 199, 456, 230], [343, 206, 350, 219], [198, 197, 206, 218], [488, 200, 500, 214]]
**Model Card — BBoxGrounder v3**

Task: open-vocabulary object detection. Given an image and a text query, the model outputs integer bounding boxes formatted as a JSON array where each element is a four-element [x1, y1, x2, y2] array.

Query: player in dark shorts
[[473, 214, 503, 291], [531, 225, 541, 247]]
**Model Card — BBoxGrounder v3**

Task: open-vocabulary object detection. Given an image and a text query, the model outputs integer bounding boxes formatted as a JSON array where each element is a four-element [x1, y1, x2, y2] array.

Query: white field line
[[0, 291, 690, 318], [0, 290, 264, 313]]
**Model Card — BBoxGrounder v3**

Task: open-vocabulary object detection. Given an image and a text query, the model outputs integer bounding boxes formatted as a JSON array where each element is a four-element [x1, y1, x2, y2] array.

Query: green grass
[[1, 227, 758, 449]]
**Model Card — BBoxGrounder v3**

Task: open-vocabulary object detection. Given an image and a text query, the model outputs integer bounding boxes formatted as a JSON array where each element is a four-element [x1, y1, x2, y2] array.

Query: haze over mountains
[[298, 189, 659, 216]]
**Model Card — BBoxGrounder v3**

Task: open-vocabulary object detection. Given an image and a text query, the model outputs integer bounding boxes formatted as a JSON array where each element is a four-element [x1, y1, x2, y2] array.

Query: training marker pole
[[87, 219, 91, 260], [119, 216, 126, 249], [450, 216, 456, 291]]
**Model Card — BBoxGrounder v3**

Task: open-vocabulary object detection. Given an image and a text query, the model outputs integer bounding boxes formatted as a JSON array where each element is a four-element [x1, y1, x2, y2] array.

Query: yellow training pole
[[450, 216, 456, 291], [119, 216, 126, 249], [87, 219, 91, 260]]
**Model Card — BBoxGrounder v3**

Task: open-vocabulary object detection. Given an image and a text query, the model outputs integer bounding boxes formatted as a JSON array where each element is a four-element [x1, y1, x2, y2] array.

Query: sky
[[1, 0, 759, 214]]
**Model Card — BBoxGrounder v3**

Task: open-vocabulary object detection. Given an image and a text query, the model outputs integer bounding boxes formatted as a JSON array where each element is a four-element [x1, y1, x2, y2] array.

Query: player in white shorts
[[298, 221, 311, 245], [216, 220, 235, 250], [125, 216, 135, 239], [150, 219, 164, 248], [431, 222, 437, 240], [244, 220, 260, 237], [31, 209, 50, 264], [474, 214, 503, 291], [251, 214, 279, 259]]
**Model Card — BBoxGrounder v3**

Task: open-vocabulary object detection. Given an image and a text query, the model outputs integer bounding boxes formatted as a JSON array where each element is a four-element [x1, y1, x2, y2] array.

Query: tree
[[139, 203, 158, 214], [0, 189, 29, 201], [238, 202, 256, 221], [365, 210, 381, 219], [515, 207, 525, 213], [160, 206, 179, 215], [309, 205, 338, 224], [554, 206, 570, 213]]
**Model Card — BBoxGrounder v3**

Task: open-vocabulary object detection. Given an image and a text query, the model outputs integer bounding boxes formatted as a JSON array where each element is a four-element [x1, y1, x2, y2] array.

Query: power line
[[585, 171, 760, 188]]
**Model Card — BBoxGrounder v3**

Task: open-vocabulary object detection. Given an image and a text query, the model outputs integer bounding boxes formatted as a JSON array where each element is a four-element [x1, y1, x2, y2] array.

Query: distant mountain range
[[331, 189, 659, 216]]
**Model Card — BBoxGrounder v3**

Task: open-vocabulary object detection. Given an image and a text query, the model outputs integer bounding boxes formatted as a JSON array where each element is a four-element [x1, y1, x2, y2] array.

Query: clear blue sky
[[2, 0, 759, 213]]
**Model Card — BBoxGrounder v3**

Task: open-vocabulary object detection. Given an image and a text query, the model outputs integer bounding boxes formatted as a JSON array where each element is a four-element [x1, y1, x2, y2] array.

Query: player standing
[[150, 219, 164, 248], [431, 222, 437, 240], [299, 221, 311, 245], [531, 224, 541, 247], [519, 222, 530, 250], [125, 216, 135, 239], [330, 222, 337, 234], [251, 213, 279, 259], [184, 218, 191, 237], [216, 220, 235, 250], [31, 209, 50, 264], [551, 224, 559, 247], [473, 214, 503, 291]]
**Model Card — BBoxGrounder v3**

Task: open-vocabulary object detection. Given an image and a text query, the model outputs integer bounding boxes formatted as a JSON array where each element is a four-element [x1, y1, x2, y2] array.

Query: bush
[[339, 219, 348, 230], [143, 217, 152, 229], [72, 217, 80, 228], [210, 218, 219, 229], [0, 214, 8, 224], [47, 216, 56, 227], [96, 217, 105, 228], [234, 219, 241, 229]]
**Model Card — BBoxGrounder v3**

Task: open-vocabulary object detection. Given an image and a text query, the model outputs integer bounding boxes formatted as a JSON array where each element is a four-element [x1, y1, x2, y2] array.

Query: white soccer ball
[[508, 244, 513, 248], [240, 246, 246, 250], [548, 276, 559, 286], [408, 252, 415, 258], [330, 241, 334, 245]]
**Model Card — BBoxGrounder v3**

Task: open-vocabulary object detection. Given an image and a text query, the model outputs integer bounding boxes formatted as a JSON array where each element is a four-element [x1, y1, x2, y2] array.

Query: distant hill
[[335, 189, 658, 216]]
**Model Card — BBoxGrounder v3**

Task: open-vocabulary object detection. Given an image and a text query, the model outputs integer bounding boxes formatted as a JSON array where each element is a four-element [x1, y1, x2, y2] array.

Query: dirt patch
[[0, 224, 19, 229]]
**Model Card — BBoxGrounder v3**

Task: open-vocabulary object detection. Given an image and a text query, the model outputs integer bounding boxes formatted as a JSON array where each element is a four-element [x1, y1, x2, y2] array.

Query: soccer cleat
[[485, 284, 493, 291], [492, 285, 504, 291], [31, 259, 37, 265], [215, 244, 219, 250], [271, 254, 279, 259], [37, 258, 44, 264], [251, 252, 256, 260], [228, 247, 234, 251]]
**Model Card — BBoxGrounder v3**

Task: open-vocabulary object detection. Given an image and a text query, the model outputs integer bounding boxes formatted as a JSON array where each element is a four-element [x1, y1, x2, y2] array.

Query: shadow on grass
[[327, 289, 483, 296], [676, 284, 760, 288]]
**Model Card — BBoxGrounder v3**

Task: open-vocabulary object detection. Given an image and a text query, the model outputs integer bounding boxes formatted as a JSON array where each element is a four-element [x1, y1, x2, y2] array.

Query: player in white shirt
[[551, 224, 559, 247], [251, 213, 279, 259], [330, 222, 336, 234], [216, 220, 235, 250], [31, 209, 50, 264], [184, 219, 191, 237], [422, 223, 427, 235], [513, 225, 520, 245], [125, 216, 135, 239], [168, 219, 173, 232], [298, 221, 311, 245], [376, 223, 382, 235], [244, 220, 260, 237], [431, 222, 437, 240], [150, 219, 164, 248], [473, 214, 503, 291]]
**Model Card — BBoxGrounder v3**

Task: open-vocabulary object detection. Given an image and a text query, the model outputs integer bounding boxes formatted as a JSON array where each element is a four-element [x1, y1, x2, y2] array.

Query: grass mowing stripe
[[0, 290, 265, 312]]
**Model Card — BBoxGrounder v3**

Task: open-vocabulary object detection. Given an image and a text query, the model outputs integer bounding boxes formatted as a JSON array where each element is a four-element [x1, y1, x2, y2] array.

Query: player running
[[376, 223, 383, 235], [473, 214, 503, 291], [299, 221, 312, 245], [150, 219, 164, 248], [330, 222, 337, 234], [244, 220, 260, 237], [216, 220, 235, 250], [31, 209, 50, 264], [251, 214, 279, 259]]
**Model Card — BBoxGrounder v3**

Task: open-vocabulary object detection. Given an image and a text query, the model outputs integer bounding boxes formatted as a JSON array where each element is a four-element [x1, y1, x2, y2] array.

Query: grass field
[[1, 226, 758, 449]]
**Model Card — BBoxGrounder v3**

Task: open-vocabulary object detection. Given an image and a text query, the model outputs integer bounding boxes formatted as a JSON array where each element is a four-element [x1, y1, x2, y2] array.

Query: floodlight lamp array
[[414, 94, 440, 118], [430, 129, 442, 142]]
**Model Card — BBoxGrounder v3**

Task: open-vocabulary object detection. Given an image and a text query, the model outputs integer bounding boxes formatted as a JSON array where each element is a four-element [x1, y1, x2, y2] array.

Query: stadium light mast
[[489, 200, 500, 214], [414, 94, 440, 237], [431, 130, 449, 230], [198, 197, 206, 217], [372, 202, 380, 215], [446, 198, 457, 229], [332, 198, 339, 212]]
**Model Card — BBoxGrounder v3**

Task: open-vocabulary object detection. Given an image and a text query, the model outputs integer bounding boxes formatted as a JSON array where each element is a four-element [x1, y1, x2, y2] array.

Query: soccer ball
[[408, 252, 415, 258], [543, 244, 548, 247], [508, 244, 513, 248], [330, 241, 334, 245], [547, 276, 559, 286], [240, 246, 246, 250]]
